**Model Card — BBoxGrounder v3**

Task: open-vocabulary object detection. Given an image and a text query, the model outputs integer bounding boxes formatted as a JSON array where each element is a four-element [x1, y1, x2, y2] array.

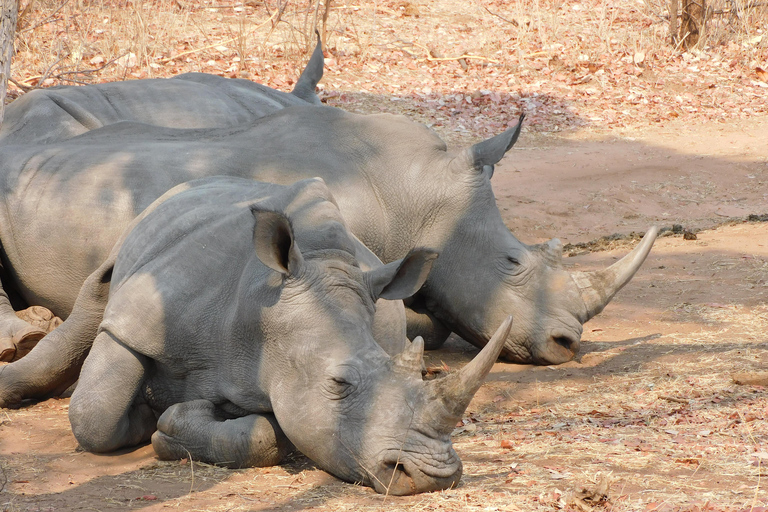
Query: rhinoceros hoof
[[0, 325, 48, 362], [15, 306, 63, 333], [151, 400, 214, 461]]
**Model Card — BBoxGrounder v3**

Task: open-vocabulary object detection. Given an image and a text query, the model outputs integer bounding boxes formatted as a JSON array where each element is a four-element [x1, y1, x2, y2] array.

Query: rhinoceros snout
[[537, 327, 581, 365], [371, 458, 462, 496]]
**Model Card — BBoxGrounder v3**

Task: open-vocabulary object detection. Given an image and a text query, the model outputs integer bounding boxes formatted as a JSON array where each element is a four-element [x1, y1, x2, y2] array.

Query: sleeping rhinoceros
[[0, 36, 324, 146], [12, 175, 513, 495], [0, 39, 324, 360], [0, 100, 657, 368]]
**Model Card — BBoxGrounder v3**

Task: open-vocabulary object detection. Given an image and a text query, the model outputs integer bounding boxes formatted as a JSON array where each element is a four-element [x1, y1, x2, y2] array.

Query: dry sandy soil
[[2, 1, 768, 511], [0, 115, 766, 512]]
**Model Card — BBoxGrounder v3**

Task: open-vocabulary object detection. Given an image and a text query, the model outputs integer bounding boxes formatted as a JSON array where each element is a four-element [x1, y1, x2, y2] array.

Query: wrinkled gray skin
[[0, 37, 325, 362], [0, 37, 657, 367], [61, 175, 511, 495], [0, 110, 657, 370]]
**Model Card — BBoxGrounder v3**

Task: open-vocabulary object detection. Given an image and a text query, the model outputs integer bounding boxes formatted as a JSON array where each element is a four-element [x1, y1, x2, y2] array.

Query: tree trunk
[[0, 0, 19, 125], [669, 0, 679, 45], [680, 0, 706, 49]]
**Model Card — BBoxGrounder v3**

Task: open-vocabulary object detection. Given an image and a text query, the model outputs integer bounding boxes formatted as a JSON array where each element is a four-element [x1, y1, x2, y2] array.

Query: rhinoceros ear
[[365, 249, 438, 301], [465, 114, 525, 176], [252, 209, 304, 276]]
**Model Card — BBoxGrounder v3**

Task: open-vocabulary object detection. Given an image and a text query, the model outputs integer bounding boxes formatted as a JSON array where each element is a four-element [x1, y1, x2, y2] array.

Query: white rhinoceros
[[24, 175, 513, 495], [0, 100, 657, 371]]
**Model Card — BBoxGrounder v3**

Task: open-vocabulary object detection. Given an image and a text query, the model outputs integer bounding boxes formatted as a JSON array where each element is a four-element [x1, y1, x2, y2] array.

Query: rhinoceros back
[[0, 74, 310, 146]]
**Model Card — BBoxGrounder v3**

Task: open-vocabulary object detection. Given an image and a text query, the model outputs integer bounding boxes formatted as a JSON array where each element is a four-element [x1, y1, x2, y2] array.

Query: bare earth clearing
[[2, 0, 768, 511]]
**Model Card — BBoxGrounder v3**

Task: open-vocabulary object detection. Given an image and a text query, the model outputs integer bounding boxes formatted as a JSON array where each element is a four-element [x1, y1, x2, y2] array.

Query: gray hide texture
[[0, 39, 657, 367], [0, 36, 325, 362], [33, 175, 508, 495], [0, 103, 657, 370]]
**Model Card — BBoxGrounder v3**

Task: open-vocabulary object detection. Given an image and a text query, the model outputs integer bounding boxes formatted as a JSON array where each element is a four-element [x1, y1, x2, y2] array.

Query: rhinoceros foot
[[16, 306, 63, 333], [153, 400, 292, 469], [0, 307, 61, 362]]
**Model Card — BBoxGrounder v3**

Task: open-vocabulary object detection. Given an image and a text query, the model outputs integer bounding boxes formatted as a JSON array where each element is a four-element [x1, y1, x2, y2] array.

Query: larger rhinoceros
[[0, 100, 657, 369], [22, 175, 514, 495]]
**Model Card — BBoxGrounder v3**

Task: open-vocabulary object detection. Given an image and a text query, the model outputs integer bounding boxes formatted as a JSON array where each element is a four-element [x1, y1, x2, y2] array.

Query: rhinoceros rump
[[35, 176, 510, 495]]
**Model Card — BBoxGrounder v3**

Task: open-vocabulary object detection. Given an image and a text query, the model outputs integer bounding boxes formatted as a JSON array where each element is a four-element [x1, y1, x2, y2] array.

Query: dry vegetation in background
[[1, 2, 767, 512], [6, 0, 768, 142]]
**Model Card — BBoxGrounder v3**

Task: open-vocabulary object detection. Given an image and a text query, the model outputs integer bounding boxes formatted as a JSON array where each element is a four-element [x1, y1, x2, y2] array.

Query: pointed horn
[[571, 226, 659, 321], [427, 316, 513, 428], [291, 30, 324, 105], [393, 336, 425, 375]]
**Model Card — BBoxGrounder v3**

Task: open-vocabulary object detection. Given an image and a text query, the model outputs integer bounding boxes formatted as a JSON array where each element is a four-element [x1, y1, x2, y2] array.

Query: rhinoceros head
[[413, 116, 658, 364], [251, 189, 511, 494]]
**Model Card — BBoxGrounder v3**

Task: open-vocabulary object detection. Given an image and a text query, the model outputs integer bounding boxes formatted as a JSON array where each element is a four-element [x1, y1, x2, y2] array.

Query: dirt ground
[[0, 114, 766, 512]]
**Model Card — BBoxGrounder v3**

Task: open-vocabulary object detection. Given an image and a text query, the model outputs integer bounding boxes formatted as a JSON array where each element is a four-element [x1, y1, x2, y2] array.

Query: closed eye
[[322, 366, 361, 400], [502, 254, 526, 277]]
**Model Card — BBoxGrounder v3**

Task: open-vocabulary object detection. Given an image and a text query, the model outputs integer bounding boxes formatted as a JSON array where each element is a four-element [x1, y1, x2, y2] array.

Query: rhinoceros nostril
[[550, 331, 581, 355]]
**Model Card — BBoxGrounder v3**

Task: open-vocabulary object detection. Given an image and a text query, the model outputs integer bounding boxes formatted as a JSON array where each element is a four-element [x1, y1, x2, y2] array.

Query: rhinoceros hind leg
[[70, 331, 155, 453], [153, 401, 292, 469], [405, 306, 452, 351]]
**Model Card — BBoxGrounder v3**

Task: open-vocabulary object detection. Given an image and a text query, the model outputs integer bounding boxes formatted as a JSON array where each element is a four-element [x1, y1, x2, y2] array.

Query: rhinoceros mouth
[[370, 448, 463, 495]]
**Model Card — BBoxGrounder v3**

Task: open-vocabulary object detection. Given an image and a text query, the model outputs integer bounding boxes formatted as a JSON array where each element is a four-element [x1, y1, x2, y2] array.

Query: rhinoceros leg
[[0, 259, 113, 408], [404, 301, 452, 350], [152, 400, 293, 469], [69, 330, 156, 453]]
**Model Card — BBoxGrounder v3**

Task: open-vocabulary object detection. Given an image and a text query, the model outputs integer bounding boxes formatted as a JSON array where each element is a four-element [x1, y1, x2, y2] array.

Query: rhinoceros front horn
[[571, 226, 659, 321], [425, 316, 513, 432]]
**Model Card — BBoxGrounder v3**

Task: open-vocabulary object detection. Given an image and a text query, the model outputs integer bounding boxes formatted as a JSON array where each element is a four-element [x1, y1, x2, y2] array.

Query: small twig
[[422, 54, 499, 64], [9, 77, 33, 92], [480, 4, 518, 26], [37, 55, 66, 87], [20, 0, 71, 33], [659, 395, 689, 404], [52, 77, 92, 86], [186, 449, 195, 495], [409, 41, 499, 64]]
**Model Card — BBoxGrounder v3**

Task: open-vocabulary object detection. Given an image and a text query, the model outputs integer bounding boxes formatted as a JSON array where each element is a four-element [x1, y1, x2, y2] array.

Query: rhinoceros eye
[[325, 377, 355, 400], [504, 254, 525, 276], [323, 366, 361, 400]]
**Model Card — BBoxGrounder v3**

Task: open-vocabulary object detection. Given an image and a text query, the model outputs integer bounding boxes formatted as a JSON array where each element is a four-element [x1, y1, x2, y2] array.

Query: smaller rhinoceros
[[37, 176, 511, 495]]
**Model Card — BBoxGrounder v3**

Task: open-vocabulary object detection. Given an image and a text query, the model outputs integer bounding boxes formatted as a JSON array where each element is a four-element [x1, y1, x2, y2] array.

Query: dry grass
[[7, 0, 768, 140]]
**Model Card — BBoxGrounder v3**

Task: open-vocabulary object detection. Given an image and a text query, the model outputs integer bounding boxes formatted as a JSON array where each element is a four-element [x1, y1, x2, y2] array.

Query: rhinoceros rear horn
[[393, 336, 425, 375], [469, 114, 525, 173], [571, 226, 659, 321], [425, 316, 513, 432], [291, 30, 324, 105]]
